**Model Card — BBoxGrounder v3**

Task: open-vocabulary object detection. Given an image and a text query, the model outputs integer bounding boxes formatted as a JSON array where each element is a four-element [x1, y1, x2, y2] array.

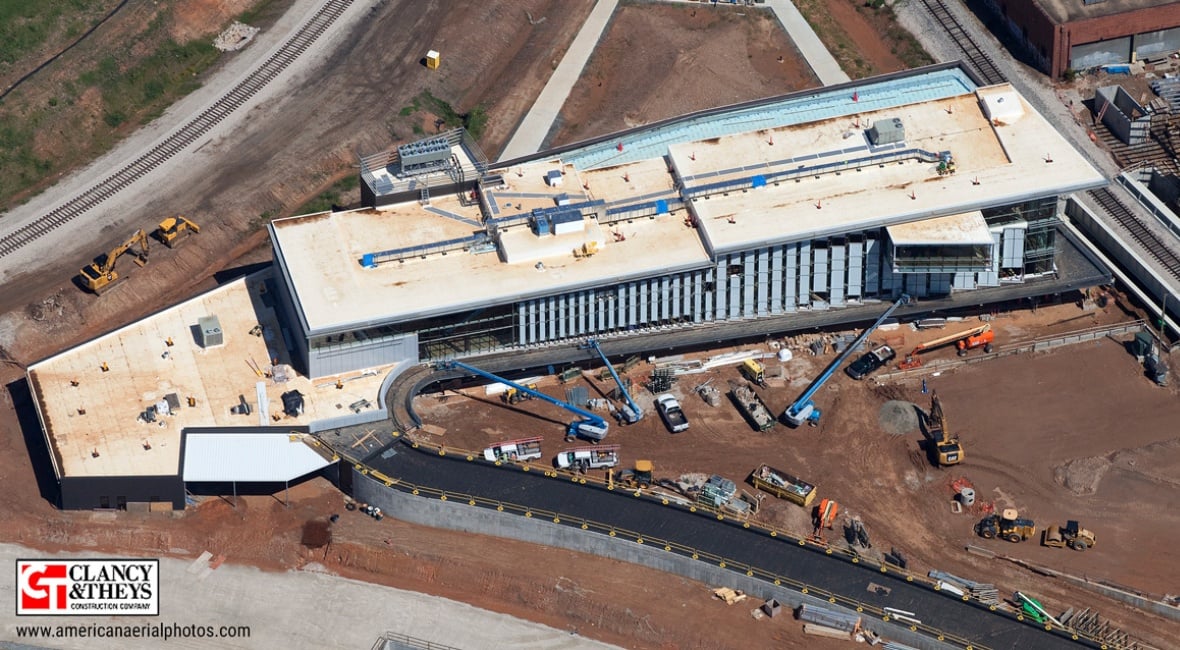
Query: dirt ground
[[406, 296, 1180, 650], [3, 2, 1177, 649], [550, 1, 819, 147]]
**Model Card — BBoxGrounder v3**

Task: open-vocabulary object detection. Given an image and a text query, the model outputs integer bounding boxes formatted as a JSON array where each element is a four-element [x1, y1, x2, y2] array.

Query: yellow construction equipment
[[79, 229, 149, 294], [898, 323, 994, 370], [739, 359, 766, 387], [1042, 520, 1096, 552], [155, 216, 201, 248], [923, 393, 963, 466]]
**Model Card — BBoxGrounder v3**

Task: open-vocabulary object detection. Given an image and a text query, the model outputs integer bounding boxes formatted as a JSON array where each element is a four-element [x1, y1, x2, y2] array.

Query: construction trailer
[[483, 437, 543, 462], [749, 464, 817, 507], [729, 381, 776, 431]]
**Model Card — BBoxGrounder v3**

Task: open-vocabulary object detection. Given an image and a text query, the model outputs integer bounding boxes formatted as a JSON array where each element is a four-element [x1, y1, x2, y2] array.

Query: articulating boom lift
[[583, 339, 643, 424], [783, 295, 909, 427], [898, 323, 993, 369], [437, 361, 610, 441]]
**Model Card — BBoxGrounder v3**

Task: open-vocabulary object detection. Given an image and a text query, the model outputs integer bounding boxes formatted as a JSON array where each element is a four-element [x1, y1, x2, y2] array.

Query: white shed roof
[[183, 432, 335, 483]]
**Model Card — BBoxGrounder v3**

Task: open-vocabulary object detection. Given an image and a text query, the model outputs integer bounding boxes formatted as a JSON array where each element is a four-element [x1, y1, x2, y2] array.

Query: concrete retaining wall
[[353, 470, 957, 650]]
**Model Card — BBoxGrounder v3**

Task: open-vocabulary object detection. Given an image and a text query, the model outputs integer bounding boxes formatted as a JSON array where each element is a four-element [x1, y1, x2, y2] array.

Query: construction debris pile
[[214, 22, 261, 52]]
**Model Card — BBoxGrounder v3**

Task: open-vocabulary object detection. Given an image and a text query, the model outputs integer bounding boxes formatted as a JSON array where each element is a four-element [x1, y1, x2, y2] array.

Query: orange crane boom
[[898, 323, 993, 370]]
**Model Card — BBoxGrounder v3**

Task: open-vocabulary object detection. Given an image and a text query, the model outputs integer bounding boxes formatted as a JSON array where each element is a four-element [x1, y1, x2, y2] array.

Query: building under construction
[[26, 63, 1111, 509]]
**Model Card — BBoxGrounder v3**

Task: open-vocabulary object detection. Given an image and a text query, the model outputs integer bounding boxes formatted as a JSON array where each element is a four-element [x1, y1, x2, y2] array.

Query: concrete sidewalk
[[765, 0, 849, 86], [0, 544, 618, 650], [498, 0, 619, 162]]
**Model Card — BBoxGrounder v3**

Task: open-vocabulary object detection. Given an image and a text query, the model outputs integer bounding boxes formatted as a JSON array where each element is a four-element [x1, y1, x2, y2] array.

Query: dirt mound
[[1054, 456, 1112, 495], [879, 400, 919, 435]]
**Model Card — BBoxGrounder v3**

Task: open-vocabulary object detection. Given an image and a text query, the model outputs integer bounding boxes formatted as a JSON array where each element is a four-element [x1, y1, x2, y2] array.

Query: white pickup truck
[[655, 394, 689, 433], [555, 445, 620, 470]]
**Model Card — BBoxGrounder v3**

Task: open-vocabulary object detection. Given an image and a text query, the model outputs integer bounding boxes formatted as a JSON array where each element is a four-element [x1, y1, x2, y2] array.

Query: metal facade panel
[[785, 245, 797, 306], [743, 253, 755, 316], [813, 246, 829, 292], [558, 295, 567, 339], [930, 273, 952, 296], [1071, 37, 1131, 70], [578, 292, 587, 335], [308, 333, 417, 387], [1134, 27, 1180, 60], [527, 300, 538, 343], [756, 248, 769, 316], [715, 260, 728, 320], [689, 272, 698, 323], [671, 276, 682, 319], [730, 273, 741, 319], [865, 238, 880, 295], [661, 277, 671, 321], [770, 245, 783, 314], [798, 242, 811, 306], [518, 303, 527, 344], [953, 272, 974, 290], [183, 433, 334, 482], [830, 244, 845, 306], [847, 240, 863, 297], [1003, 228, 1025, 268], [546, 297, 556, 341]]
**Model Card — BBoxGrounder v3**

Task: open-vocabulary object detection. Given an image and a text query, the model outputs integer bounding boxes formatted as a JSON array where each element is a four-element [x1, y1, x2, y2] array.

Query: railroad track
[[921, 0, 1006, 86], [0, 0, 355, 258], [1088, 187, 1180, 282]]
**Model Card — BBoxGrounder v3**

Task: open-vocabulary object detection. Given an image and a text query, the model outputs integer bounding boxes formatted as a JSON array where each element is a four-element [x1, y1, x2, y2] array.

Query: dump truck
[[555, 445, 620, 470], [655, 393, 689, 433], [729, 381, 776, 431], [750, 464, 817, 507], [1042, 520, 1096, 551], [483, 437, 543, 462]]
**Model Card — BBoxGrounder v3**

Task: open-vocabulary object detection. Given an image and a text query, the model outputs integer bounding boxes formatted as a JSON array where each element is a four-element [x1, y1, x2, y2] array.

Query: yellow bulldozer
[[155, 216, 200, 248], [79, 229, 149, 294]]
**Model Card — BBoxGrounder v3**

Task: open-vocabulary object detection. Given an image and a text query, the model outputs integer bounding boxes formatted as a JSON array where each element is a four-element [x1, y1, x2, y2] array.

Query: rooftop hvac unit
[[546, 169, 563, 187], [551, 210, 585, 236], [281, 390, 305, 417], [398, 136, 450, 171], [867, 117, 905, 145], [197, 315, 223, 348]]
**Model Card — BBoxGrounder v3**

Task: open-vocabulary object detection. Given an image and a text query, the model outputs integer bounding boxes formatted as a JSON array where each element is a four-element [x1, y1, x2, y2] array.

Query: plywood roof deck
[[886, 211, 993, 246], [28, 273, 389, 478], [686, 86, 1105, 255]]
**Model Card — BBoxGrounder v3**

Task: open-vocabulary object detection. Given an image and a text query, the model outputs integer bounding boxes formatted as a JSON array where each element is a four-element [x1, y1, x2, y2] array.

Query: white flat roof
[[28, 272, 391, 478], [887, 211, 993, 246], [274, 196, 708, 335], [685, 87, 1103, 254], [182, 433, 335, 482], [272, 80, 1103, 334]]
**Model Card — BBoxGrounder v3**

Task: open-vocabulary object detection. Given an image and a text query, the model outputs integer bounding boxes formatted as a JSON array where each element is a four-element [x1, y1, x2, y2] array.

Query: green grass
[[402, 90, 492, 140], [294, 174, 360, 215], [0, 0, 95, 65]]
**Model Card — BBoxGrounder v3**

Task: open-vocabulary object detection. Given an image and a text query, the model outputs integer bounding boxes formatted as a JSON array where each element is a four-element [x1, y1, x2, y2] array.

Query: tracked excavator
[[897, 323, 994, 370], [79, 229, 149, 294], [923, 393, 963, 466]]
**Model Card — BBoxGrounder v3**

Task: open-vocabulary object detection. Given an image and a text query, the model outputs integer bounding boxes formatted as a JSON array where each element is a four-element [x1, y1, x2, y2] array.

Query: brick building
[[984, 0, 1180, 78]]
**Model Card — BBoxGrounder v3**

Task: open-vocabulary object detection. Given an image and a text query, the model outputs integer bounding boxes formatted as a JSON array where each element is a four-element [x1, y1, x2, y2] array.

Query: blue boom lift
[[783, 295, 909, 427], [583, 339, 643, 424], [437, 361, 610, 441]]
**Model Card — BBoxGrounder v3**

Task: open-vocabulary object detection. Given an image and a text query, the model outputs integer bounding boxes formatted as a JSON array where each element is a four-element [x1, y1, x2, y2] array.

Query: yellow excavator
[[79, 229, 149, 294], [923, 393, 963, 466], [155, 216, 200, 248]]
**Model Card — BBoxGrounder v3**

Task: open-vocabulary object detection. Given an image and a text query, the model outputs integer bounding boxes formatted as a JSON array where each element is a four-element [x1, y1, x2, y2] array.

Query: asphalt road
[[365, 441, 1098, 650]]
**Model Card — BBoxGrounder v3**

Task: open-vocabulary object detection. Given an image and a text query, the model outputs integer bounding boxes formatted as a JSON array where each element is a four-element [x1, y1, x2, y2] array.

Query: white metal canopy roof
[[182, 432, 335, 483]]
